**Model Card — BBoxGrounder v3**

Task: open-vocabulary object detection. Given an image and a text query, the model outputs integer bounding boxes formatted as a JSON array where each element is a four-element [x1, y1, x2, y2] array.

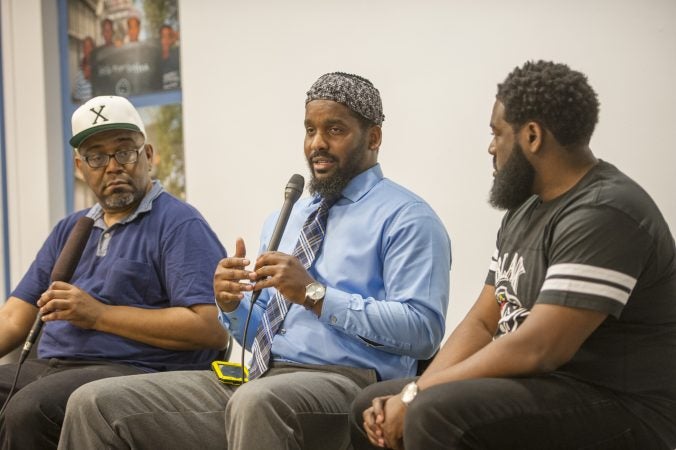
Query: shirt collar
[[340, 163, 384, 203], [310, 163, 384, 206], [86, 180, 165, 228]]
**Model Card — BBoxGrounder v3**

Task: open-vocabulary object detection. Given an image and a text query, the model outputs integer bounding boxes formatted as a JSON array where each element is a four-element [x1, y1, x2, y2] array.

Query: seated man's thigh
[[62, 370, 231, 450], [0, 360, 51, 400], [2, 361, 143, 447], [405, 376, 662, 450], [228, 369, 364, 449]]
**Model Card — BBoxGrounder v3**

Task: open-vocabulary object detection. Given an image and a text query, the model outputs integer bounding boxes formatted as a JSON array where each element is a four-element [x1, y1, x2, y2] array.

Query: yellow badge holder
[[211, 361, 249, 385]]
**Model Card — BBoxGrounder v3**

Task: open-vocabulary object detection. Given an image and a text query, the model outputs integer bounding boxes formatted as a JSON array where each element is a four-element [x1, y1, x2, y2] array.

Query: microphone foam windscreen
[[50, 216, 95, 282]]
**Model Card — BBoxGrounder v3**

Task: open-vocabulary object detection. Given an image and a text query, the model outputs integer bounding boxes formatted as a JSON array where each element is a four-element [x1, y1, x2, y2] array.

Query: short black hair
[[497, 61, 600, 147]]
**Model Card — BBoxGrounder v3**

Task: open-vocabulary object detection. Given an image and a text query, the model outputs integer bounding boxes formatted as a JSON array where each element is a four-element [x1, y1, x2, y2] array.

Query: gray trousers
[[58, 363, 376, 450]]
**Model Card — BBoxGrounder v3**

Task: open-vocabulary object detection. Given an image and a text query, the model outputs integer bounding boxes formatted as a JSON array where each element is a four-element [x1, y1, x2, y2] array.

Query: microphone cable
[[239, 292, 260, 384], [237, 174, 304, 383], [0, 358, 24, 417]]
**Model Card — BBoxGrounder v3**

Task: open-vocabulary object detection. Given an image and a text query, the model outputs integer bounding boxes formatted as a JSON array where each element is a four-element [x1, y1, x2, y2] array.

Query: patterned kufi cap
[[305, 72, 384, 125]]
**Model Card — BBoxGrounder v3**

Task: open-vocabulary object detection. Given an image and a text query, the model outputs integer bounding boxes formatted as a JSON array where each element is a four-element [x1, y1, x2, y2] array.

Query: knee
[[227, 382, 288, 421], [3, 389, 58, 430], [350, 383, 382, 430], [4, 396, 38, 429], [66, 378, 123, 421], [67, 381, 101, 412], [349, 385, 382, 449], [402, 384, 468, 448], [351, 379, 412, 428]]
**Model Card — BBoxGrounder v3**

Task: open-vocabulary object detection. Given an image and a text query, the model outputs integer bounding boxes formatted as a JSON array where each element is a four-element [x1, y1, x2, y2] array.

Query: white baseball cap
[[70, 96, 146, 148]]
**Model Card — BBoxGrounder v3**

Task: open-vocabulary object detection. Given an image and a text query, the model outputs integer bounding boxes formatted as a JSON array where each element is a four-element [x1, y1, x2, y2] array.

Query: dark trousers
[[350, 375, 669, 450], [0, 358, 145, 450]]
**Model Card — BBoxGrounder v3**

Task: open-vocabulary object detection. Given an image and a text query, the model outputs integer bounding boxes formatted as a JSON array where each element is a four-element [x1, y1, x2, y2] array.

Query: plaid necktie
[[249, 198, 334, 379]]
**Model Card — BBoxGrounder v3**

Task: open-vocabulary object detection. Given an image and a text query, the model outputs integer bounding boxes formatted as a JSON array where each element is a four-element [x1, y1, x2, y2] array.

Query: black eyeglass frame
[[79, 145, 145, 169]]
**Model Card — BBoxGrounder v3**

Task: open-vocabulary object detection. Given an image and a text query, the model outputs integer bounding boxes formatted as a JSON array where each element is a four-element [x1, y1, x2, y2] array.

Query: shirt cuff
[[320, 286, 356, 328], [217, 299, 247, 331]]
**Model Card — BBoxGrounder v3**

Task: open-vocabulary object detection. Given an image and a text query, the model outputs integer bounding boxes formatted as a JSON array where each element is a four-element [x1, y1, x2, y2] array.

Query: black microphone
[[250, 174, 304, 306], [19, 216, 95, 363]]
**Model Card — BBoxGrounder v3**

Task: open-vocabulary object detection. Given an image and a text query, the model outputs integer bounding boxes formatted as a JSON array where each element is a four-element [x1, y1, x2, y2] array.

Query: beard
[[307, 142, 368, 200], [99, 184, 146, 211], [489, 142, 536, 210]]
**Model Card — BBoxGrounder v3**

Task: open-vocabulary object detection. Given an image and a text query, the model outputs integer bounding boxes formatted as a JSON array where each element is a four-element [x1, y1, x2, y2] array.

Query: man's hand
[[363, 395, 392, 448], [38, 281, 109, 329], [214, 238, 254, 312], [250, 252, 314, 304], [380, 394, 406, 450], [363, 394, 406, 449]]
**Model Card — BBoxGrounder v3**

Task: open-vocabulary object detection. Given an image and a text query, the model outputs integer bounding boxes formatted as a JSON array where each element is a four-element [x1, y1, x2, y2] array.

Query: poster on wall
[[62, 0, 185, 209], [68, 0, 181, 101]]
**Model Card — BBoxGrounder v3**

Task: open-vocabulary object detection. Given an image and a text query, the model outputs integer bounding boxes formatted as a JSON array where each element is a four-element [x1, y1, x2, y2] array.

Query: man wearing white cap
[[0, 96, 228, 450]]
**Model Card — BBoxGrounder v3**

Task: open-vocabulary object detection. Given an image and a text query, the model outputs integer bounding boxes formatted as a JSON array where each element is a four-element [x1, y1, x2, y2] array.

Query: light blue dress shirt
[[220, 164, 451, 380]]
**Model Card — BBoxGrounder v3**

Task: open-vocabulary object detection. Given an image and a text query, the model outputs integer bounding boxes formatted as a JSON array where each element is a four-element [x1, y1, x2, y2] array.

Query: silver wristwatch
[[400, 381, 419, 406], [303, 282, 326, 310]]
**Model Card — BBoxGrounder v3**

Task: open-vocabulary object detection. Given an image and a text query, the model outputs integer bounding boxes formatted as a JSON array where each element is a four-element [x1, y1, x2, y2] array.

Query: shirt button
[[279, 328, 286, 335], [103, 233, 110, 239], [330, 316, 337, 324]]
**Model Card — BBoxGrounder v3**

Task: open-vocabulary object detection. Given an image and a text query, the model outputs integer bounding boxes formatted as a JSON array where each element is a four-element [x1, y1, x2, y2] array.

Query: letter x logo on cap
[[70, 96, 146, 149]]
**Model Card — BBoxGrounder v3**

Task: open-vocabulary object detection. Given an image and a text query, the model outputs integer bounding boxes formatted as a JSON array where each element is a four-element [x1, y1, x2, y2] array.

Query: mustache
[[104, 177, 132, 189], [308, 150, 337, 162]]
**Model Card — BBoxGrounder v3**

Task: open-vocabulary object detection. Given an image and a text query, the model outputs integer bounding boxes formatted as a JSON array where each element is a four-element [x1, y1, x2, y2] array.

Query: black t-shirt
[[486, 160, 676, 445]]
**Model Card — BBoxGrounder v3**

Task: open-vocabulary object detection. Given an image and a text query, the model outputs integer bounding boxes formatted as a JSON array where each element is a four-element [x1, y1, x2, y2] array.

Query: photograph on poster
[[66, 0, 181, 102]]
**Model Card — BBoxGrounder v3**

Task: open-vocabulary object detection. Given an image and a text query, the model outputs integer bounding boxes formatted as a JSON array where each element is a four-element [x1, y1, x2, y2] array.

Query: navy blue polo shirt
[[11, 182, 227, 371]]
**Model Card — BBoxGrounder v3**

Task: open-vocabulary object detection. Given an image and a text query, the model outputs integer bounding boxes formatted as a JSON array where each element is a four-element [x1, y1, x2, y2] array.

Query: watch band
[[303, 296, 320, 310]]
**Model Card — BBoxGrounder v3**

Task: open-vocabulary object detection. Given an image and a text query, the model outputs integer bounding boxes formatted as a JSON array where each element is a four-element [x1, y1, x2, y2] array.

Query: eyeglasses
[[80, 146, 144, 169]]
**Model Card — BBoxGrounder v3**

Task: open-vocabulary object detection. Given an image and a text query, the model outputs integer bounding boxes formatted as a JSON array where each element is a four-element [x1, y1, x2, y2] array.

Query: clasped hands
[[363, 393, 408, 449], [214, 238, 314, 312]]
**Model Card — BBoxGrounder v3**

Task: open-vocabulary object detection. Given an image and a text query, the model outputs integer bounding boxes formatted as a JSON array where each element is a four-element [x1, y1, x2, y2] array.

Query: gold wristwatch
[[303, 282, 326, 310]]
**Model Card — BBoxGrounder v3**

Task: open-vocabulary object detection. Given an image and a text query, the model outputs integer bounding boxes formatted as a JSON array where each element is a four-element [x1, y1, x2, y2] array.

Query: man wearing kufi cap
[[59, 73, 451, 449], [0, 96, 228, 449]]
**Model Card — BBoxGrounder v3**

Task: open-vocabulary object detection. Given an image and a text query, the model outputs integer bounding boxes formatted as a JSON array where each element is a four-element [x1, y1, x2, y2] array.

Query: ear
[[143, 144, 155, 169], [520, 121, 544, 154], [368, 126, 382, 151], [74, 153, 83, 172]]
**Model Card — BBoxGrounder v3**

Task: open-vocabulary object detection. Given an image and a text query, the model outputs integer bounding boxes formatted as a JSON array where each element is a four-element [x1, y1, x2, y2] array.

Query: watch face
[[307, 283, 325, 300], [401, 382, 418, 404]]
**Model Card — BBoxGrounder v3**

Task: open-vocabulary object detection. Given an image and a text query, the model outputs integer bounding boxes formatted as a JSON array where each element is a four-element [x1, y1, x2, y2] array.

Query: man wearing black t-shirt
[[351, 60, 676, 450]]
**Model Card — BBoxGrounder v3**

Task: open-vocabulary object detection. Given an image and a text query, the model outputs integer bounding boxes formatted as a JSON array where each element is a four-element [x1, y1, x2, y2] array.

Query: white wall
[[0, 0, 65, 362], [179, 0, 676, 359], [1, 0, 65, 290]]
